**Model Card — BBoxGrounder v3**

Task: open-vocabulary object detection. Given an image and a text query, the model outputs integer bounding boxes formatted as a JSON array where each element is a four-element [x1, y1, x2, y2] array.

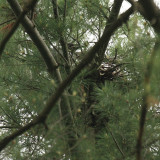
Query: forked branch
[[0, 7, 134, 152]]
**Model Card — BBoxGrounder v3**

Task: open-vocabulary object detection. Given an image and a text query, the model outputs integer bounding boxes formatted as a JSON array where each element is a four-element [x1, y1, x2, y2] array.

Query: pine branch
[[99, 7, 108, 20], [139, 0, 160, 33], [6, 0, 74, 149], [52, 0, 59, 18], [63, 0, 67, 20], [0, 7, 134, 152], [52, 1, 74, 124], [0, 0, 38, 56], [0, 18, 16, 27], [0, 106, 21, 127], [136, 40, 160, 160], [127, 0, 160, 33], [6, 0, 74, 124], [108, 0, 124, 24], [107, 126, 125, 158], [0, 126, 20, 129], [6, 0, 58, 74], [139, 0, 159, 20], [95, 0, 124, 66], [117, 138, 160, 160], [52, 0, 71, 68], [51, 0, 74, 125]]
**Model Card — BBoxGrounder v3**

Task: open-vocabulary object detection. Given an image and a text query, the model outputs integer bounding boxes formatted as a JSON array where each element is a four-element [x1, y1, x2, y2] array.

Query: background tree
[[0, 0, 160, 160]]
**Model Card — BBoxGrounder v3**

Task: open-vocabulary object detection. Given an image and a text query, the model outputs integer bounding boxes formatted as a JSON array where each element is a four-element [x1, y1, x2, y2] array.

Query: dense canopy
[[0, 0, 160, 160]]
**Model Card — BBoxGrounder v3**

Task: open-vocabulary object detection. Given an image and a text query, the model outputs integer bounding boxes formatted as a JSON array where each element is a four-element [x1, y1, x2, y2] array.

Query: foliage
[[0, 0, 160, 160]]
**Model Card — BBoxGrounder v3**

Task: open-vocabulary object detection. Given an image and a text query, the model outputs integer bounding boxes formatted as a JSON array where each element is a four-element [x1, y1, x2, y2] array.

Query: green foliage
[[0, 0, 160, 160]]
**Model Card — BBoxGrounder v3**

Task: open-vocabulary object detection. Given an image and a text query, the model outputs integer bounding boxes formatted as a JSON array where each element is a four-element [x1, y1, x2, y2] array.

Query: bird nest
[[98, 62, 125, 80]]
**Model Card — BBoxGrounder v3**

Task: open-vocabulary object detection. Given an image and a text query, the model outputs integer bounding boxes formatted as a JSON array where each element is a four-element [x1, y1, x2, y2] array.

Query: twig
[[0, 126, 20, 129], [117, 138, 160, 160], [0, 18, 16, 27], [113, 48, 118, 62], [52, 0, 71, 68], [107, 126, 125, 158], [63, 0, 67, 20]]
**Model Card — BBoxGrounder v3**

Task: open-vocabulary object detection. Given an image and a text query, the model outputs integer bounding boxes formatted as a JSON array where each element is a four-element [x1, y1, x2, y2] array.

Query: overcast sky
[[119, 0, 160, 13]]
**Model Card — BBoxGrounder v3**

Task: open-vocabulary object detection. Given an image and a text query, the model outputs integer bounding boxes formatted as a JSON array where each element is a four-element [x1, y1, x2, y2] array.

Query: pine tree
[[0, 0, 160, 160]]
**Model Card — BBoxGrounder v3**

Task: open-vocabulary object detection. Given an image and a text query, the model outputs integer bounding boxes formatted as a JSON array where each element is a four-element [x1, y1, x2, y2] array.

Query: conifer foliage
[[0, 0, 160, 159]]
